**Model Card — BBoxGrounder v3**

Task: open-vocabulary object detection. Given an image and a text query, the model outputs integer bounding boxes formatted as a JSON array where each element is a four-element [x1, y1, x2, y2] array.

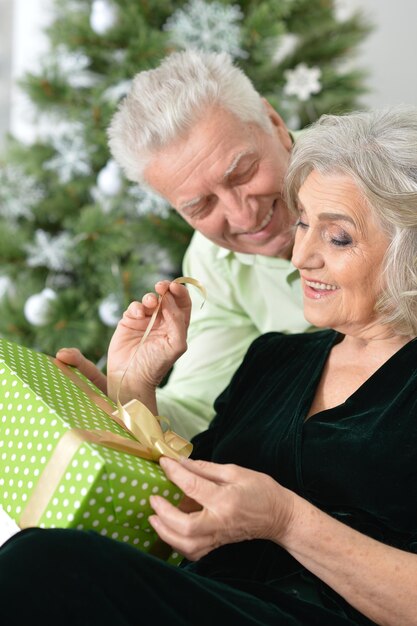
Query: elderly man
[[58, 49, 310, 438]]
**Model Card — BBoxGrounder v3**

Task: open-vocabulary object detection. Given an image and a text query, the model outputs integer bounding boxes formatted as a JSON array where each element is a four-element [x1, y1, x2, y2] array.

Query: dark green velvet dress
[[1, 330, 416, 626]]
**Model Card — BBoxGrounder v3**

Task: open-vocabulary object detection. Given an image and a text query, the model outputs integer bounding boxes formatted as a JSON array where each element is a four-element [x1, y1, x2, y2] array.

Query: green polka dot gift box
[[0, 337, 186, 556]]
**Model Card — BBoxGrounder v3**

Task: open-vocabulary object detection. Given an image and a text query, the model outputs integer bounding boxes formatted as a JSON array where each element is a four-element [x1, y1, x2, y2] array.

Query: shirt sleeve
[[156, 232, 261, 440]]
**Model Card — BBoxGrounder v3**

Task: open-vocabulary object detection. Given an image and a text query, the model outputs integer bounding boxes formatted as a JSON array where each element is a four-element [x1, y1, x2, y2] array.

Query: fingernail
[[159, 456, 175, 469], [148, 515, 159, 528], [178, 455, 193, 464]]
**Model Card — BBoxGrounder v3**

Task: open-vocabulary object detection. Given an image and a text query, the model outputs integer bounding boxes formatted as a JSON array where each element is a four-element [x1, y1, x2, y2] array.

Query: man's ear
[[261, 98, 293, 153]]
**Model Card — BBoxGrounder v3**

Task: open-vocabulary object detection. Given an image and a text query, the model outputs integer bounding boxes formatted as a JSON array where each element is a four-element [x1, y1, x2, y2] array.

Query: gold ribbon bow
[[116, 399, 192, 461]]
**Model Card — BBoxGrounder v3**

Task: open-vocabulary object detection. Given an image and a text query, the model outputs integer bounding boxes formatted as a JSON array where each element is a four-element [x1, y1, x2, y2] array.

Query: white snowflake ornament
[[272, 33, 299, 65], [51, 46, 99, 89], [0, 165, 44, 221], [98, 294, 122, 327], [97, 160, 123, 196], [24, 230, 74, 272], [24, 288, 57, 327], [44, 124, 92, 184], [90, 0, 118, 35], [164, 0, 247, 59], [284, 63, 322, 101]]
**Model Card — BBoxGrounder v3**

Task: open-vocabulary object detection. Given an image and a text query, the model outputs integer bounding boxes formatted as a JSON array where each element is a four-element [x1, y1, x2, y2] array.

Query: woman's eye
[[331, 236, 352, 247], [328, 230, 353, 247], [324, 225, 353, 247], [326, 229, 353, 248], [295, 219, 308, 230]]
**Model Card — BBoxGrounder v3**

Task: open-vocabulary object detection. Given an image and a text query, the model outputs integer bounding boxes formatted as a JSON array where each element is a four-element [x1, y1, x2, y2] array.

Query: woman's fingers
[[167, 281, 192, 307], [159, 457, 219, 508], [148, 496, 214, 560], [121, 282, 191, 328], [175, 457, 237, 483], [141, 292, 159, 311]]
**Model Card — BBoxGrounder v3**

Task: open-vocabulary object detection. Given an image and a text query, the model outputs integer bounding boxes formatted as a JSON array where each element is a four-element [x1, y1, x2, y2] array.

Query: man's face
[[144, 104, 295, 257]]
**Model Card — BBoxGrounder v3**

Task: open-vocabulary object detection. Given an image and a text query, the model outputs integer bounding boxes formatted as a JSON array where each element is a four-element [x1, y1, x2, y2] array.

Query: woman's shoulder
[[235, 329, 337, 377], [249, 329, 337, 355]]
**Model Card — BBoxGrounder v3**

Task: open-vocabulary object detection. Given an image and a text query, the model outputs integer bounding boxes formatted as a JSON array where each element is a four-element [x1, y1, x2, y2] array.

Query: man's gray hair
[[285, 105, 417, 336], [108, 49, 272, 184]]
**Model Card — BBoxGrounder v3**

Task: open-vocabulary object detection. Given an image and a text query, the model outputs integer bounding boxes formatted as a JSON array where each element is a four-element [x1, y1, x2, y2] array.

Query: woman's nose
[[292, 230, 323, 269]]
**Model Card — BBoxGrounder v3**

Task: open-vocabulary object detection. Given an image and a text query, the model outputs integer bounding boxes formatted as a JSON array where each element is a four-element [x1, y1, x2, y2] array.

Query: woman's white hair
[[108, 50, 272, 184], [285, 105, 417, 337]]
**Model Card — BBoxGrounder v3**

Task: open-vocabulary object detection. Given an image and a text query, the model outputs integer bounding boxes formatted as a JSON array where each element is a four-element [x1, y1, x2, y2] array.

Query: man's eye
[[191, 198, 214, 218], [230, 163, 257, 184]]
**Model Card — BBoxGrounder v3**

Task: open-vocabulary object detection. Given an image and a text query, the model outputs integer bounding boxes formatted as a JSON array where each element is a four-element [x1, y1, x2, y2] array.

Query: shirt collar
[[215, 245, 299, 282]]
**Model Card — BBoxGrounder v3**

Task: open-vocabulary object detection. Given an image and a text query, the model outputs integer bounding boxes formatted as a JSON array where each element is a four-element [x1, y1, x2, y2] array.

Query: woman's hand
[[107, 281, 191, 404], [148, 457, 295, 561]]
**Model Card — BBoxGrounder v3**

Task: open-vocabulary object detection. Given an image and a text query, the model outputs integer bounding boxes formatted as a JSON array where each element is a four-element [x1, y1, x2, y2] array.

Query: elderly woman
[[1, 106, 417, 626]]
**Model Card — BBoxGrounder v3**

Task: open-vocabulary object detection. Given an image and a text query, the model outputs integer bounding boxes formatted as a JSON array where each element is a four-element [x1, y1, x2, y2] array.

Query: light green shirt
[[156, 231, 311, 440]]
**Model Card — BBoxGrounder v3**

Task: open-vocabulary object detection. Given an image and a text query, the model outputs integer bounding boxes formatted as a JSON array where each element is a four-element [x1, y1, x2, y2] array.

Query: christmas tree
[[0, 0, 371, 363]]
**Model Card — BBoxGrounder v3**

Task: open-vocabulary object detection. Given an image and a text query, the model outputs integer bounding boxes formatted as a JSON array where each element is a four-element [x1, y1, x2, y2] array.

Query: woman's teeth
[[305, 280, 338, 291]]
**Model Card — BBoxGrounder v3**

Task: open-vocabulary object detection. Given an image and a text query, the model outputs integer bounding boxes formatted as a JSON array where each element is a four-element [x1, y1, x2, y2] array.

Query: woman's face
[[291, 170, 390, 337]]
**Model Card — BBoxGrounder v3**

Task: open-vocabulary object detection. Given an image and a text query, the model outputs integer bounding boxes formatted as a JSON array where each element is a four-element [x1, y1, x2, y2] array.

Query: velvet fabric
[[1, 329, 416, 625]]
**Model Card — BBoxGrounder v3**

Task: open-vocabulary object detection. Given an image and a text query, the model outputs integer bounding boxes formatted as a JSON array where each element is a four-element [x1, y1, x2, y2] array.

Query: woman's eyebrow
[[318, 212, 356, 226]]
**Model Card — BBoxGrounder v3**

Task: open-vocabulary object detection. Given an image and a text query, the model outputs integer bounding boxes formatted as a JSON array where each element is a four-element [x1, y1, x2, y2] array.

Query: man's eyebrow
[[178, 195, 205, 213], [223, 150, 254, 179]]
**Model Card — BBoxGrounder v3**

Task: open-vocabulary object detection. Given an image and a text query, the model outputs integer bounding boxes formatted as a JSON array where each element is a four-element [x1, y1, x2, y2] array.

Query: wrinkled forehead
[[143, 109, 262, 193], [298, 170, 385, 235]]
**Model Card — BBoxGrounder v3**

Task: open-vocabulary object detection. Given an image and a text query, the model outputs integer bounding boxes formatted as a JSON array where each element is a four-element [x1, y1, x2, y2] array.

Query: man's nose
[[219, 189, 257, 230]]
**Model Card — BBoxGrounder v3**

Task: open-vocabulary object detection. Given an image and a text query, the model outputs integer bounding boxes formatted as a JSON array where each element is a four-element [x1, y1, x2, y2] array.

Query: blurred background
[[0, 0, 416, 364]]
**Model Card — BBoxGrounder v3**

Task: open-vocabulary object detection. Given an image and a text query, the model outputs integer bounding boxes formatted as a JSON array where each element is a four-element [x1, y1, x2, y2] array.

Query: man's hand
[[148, 456, 295, 561], [55, 348, 107, 394]]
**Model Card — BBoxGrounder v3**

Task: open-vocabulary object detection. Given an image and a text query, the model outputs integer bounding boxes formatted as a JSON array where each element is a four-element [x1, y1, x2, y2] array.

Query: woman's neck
[[305, 329, 415, 421], [336, 329, 414, 365]]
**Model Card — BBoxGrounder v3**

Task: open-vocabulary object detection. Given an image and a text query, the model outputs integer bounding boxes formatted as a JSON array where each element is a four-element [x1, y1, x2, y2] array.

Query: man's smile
[[246, 206, 275, 235]]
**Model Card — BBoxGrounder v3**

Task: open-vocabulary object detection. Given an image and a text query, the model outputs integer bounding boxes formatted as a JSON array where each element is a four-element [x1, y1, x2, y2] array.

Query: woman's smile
[[302, 276, 340, 299]]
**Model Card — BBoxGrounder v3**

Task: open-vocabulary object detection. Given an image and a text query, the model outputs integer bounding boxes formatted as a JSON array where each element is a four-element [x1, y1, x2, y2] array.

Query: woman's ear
[[261, 98, 293, 153]]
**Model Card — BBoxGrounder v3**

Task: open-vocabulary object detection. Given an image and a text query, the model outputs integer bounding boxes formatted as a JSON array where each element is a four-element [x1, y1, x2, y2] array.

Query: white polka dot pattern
[[0, 338, 183, 557]]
